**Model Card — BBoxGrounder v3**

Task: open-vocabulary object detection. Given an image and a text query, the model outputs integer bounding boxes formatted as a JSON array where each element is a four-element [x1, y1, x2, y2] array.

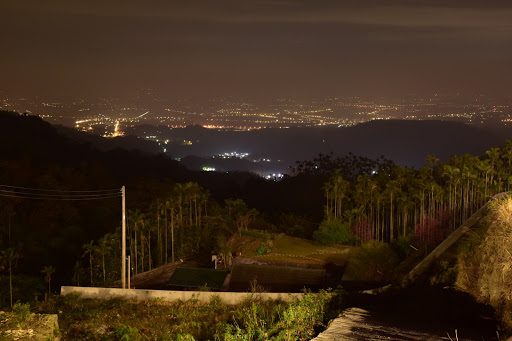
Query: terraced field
[[234, 233, 351, 266]]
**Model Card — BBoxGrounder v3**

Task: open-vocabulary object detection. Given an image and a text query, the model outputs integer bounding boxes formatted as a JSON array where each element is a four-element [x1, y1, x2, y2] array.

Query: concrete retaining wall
[[60, 286, 304, 304]]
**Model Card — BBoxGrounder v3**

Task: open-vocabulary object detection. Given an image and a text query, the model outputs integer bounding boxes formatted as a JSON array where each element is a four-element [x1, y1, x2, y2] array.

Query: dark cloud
[[1, 0, 511, 97]]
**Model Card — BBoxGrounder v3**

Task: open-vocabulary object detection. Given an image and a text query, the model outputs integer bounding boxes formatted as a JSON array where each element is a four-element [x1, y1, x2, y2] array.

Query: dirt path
[[312, 288, 499, 341], [312, 307, 449, 340]]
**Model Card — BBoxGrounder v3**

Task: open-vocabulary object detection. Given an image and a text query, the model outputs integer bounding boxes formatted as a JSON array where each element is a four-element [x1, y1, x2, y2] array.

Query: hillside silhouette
[[137, 119, 507, 171]]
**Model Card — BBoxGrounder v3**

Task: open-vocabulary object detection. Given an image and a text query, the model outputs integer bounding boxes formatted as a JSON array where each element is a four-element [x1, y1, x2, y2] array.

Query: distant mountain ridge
[[329, 119, 504, 167], [130, 119, 509, 169], [2, 110, 510, 173]]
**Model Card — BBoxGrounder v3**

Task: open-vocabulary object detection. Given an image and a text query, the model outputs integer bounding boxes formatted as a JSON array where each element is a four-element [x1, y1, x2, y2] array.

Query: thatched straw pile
[[457, 195, 512, 329]]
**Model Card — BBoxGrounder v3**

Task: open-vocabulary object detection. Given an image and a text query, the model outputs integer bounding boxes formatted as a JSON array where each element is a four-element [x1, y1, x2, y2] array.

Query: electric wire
[[0, 184, 121, 193], [0, 193, 121, 200], [0, 184, 122, 201], [0, 189, 120, 198]]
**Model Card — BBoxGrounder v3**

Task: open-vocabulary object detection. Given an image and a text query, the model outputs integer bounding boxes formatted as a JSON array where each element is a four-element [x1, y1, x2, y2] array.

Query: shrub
[[274, 291, 331, 340], [241, 229, 270, 240], [313, 219, 354, 245], [115, 324, 142, 341], [220, 292, 331, 341], [12, 301, 32, 328], [345, 241, 399, 281], [414, 209, 453, 250], [391, 235, 413, 260], [278, 213, 315, 239]]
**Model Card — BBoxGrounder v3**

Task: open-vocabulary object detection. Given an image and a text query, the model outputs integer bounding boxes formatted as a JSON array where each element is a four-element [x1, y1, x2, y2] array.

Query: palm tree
[[2, 247, 20, 307], [96, 234, 111, 285], [486, 147, 501, 193], [397, 192, 413, 237], [41, 265, 56, 295], [166, 199, 176, 263], [385, 179, 401, 242], [128, 209, 145, 274], [3, 206, 15, 245], [173, 183, 185, 225], [82, 240, 95, 286], [73, 261, 81, 287], [323, 181, 334, 220], [183, 182, 196, 226], [152, 200, 163, 267], [143, 220, 155, 271], [426, 154, 440, 174], [324, 169, 349, 220]]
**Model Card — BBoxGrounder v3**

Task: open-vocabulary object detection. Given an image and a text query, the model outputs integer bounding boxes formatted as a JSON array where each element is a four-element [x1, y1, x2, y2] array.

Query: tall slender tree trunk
[[171, 209, 175, 263], [157, 211, 161, 266], [9, 264, 13, 307], [403, 209, 408, 237], [326, 191, 330, 218], [194, 198, 198, 227], [134, 232, 138, 275], [189, 199, 193, 225], [140, 234, 145, 273], [165, 208, 168, 264], [148, 233, 152, 270], [89, 255, 93, 286], [376, 201, 380, 241], [8, 214, 11, 244], [390, 193, 394, 242]]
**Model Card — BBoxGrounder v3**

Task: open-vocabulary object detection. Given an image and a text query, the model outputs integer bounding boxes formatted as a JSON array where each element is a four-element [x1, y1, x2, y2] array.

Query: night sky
[[2, 0, 512, 98]]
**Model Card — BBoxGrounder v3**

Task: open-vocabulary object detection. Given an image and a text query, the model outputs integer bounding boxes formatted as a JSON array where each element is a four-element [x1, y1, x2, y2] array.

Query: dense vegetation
[[25, 291, 336, 340], [1, 110, 512, 323], [311, 146, 512, 248]]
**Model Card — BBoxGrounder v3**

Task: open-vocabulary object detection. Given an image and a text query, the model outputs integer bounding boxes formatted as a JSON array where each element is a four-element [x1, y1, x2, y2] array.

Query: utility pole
[[121, 186, 126, 289]]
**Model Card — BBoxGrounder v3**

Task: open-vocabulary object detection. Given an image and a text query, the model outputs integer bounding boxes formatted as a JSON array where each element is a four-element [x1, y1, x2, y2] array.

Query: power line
[[0, 183, 129, 290], [0, 184, 121, 193], [0, 189, 121, 198], [0, 192, 121, 200], [0, 184, 122, 201]]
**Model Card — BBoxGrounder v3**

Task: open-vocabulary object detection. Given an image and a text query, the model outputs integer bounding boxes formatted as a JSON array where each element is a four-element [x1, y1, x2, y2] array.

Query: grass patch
[[0, 308, 59, 341], [231, 233, 351, 265], [34, 291, 338, 340], [254, 234, 350, 265]]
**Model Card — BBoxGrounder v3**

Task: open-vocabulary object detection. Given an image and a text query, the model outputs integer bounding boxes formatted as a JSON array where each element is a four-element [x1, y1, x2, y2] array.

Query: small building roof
[[166, 267, 228, 289], [229, 264, 325, 292]]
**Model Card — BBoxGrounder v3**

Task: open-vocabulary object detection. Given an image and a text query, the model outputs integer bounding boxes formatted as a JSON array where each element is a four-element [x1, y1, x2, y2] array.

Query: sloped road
[[312, 288, 500, 341], [313, 307, 456, 341]]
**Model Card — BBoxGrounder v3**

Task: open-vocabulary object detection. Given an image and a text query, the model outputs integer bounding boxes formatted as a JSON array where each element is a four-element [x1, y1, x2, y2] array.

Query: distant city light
[[202, 166, 216, 172], [215, 152, 249, 159]]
